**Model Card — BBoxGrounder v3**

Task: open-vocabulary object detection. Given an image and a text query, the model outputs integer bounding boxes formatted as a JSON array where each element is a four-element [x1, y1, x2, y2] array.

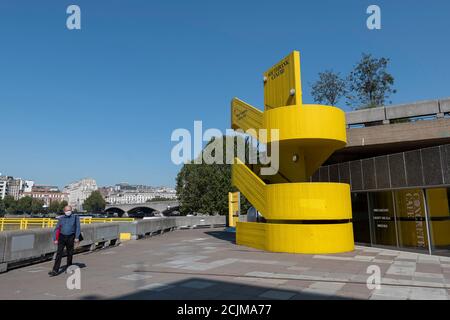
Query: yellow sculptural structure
[[231, 51, 354, 254]]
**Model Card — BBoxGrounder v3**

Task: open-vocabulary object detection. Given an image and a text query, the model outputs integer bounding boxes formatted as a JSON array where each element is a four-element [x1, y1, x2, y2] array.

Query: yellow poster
[[228, 192, 240, 227], [426, 188, 450, 247], [395, 189, 428, 248]]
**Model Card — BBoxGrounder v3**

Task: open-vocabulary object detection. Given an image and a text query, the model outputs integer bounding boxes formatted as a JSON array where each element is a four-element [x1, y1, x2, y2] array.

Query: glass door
[[368, 191, 398, 247], [425, 188, 450, 255], [394, 189, 429, 252]]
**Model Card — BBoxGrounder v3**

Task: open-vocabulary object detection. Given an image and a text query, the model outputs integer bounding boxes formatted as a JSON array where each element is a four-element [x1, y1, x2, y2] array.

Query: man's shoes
[[48, 270, 58, 277]]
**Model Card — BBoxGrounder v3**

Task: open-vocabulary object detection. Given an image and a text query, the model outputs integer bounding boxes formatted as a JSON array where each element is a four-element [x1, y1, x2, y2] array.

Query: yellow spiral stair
[[231, 51, 354, 254]]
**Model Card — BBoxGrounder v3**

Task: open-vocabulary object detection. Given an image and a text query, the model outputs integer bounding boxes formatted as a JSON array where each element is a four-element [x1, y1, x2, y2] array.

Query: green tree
[[31, 199, 45, 214], [176, 135, 253, 216], [16, 196, 33, 214], [58, 200, 68, 213], [311, 70, 346, 106], [3, 195, 17, 215], [0, 198, 5, 216], [83, 191, 106, 213], [48, 201, 60, 214], [346, 53, 396, 109]]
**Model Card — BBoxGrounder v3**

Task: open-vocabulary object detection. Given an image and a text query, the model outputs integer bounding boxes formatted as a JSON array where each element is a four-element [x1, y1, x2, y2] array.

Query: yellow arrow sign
[[263, 51, 302, 110]]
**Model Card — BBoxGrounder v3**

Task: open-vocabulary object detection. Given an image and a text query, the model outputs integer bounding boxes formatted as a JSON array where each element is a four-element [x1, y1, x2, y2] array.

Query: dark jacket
[[52, 214, 81, 241]]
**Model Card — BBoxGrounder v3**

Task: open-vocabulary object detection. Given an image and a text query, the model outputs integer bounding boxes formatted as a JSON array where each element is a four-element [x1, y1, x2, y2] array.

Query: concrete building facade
[[0, 176, 31, 200], [5, 178, 23, 200], [21, 185, 69, 207], [63, 178, 98, 212], [106, 190, 177, 205], [23, 180, 34, 193], [0, 180, 6, 200], [313, 98, 450, 256], [102, 183, 177, 205]]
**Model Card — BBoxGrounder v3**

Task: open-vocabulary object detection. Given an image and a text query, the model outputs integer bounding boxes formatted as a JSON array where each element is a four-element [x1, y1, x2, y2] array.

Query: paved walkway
[[1, 228, 450, 300]]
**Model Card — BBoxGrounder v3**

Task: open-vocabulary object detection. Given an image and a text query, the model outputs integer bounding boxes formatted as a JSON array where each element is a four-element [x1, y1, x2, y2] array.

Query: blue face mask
[[65, 211, 72, 216]]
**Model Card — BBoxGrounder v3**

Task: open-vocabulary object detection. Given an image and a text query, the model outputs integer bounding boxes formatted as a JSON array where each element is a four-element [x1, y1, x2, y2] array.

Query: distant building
[[0, 176, 35, 200], [23, 180, 34, 193], [98, 186, 114, 199], [105, 185, 177, 204], [21, 185, 68, 207], [63, 178, 98, 211], [7, 179, 21, 200], [0, 179, 7, 200], [4, 177, 23, 200], [107, 192, 154, 204]]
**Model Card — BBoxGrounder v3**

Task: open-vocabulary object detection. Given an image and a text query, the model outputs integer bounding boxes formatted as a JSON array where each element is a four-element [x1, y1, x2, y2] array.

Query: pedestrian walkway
[[1, 228, 449, 300]]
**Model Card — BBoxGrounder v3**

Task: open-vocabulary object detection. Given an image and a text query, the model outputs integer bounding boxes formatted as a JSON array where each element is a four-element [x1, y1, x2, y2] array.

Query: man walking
[[48, 205, 81, 277]]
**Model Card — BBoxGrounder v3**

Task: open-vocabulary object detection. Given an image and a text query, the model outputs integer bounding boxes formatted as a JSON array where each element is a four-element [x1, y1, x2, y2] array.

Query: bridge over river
[[105, 200, 179, 216]]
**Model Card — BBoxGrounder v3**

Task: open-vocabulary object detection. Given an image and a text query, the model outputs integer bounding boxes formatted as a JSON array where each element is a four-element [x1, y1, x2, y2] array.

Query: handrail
[[0, 217, 135, 231]]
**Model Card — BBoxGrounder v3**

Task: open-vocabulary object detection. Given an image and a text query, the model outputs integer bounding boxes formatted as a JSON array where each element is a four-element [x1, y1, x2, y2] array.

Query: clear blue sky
[[1, 0, 449, 188]]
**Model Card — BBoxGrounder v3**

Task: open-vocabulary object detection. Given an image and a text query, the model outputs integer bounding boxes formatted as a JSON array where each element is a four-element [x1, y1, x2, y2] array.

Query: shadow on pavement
[[65, 262, 87, 270], [106, 277, 351, 300], [204, 230, 236, 244]]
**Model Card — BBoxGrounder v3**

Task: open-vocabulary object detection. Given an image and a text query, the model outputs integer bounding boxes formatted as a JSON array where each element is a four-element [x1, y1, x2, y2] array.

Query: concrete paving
[[0, 228, 449, 300]]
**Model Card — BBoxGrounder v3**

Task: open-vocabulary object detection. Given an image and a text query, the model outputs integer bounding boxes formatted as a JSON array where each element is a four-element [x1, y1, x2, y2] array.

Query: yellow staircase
[[231, 51, 354, 254]]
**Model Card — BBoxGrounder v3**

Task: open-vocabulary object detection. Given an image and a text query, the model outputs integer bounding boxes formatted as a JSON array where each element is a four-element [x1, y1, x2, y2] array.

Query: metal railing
[[0, 217, 135, 231]]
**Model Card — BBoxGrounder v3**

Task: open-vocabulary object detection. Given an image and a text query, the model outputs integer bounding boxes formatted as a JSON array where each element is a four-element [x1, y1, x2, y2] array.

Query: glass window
[[394, 189, 429, 251], [369, 191, 397, 246], [426, 188, 450, 253], [351, 193, 371, 244]]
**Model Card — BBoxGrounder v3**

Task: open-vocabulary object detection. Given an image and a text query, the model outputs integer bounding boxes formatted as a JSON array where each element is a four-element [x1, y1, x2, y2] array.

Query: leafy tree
[[58, 200, 68, 213], [83, 190, 106, 213], [16, 196, 33, 214], [31, 199, 45, 214], [48, 201, 60, 214], [311, 70, 346, 106], [346, 53, 396, 109], [176, 135, 253, 216], [3, 195, 17, 215], [0, 198, 5, 216]]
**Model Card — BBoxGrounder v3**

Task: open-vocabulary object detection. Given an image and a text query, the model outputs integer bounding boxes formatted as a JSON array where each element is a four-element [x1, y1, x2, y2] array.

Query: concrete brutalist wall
[[117, 216, 226, 239], [346, 98, 449, 125], [174, 215, 226, 228], [0, 223, 120, 272], [440, 98, 450, 113], [3, 228, 55, 263], [346, 106, 385, 125], [78, 224, 96, 247], [346, 117, 450, 148], [130, 216, 226, 238], [94, 223, 120, 242], [0, 232, 7, 272], [118, 222, 138, 235], [135, 217, 176, 237], [385, 100, 439, 120]]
